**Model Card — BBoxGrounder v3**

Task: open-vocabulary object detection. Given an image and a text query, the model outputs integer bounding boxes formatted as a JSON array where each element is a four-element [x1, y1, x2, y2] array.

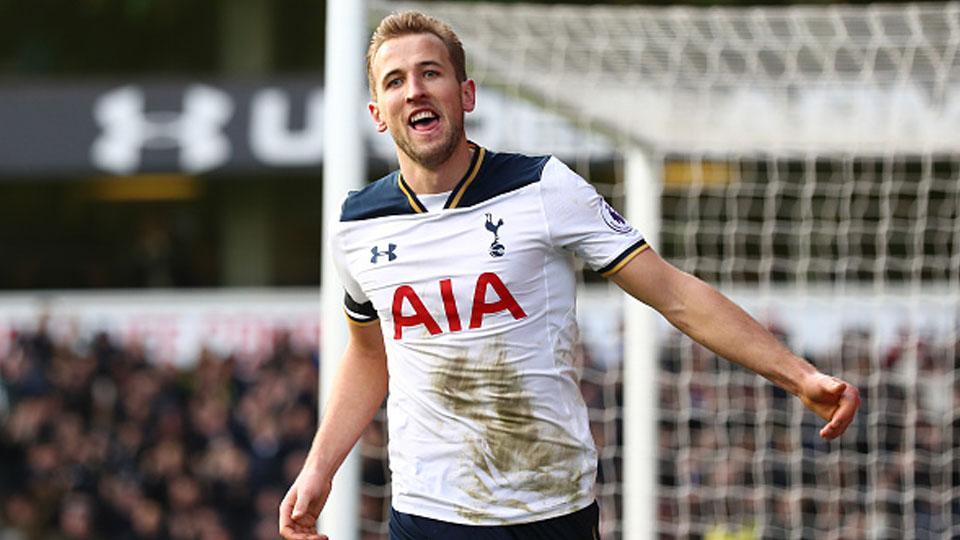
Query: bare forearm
[[613, 250, 859, 438], [613, 251, 815, 395], [662, 275, 815, 395], [304, 332, 388, 479]]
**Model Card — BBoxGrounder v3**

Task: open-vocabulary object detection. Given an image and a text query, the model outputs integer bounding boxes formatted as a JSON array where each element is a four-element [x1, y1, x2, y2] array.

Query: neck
[[398, 139, 474, 194]]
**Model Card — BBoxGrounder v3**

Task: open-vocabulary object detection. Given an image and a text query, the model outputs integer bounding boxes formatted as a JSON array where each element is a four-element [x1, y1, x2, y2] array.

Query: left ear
[[461, 79, 476, 113]]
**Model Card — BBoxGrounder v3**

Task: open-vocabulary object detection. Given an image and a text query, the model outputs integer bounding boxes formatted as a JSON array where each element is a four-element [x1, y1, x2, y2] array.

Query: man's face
[[368, 33, 475, 169]]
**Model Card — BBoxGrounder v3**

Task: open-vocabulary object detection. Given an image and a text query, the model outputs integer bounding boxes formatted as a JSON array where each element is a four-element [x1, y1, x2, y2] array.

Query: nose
[[405, 75, 427, 102]]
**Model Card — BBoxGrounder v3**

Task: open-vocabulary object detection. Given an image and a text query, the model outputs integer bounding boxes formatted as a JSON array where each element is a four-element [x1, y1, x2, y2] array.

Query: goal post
[[326, 1, 960, 538], [320, 1, 367, 539], [622, 148, 662, 540]]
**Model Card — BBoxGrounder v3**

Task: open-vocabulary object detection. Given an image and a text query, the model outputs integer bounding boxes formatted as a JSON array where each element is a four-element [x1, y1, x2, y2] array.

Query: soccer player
[[279, 11, 860, 540]]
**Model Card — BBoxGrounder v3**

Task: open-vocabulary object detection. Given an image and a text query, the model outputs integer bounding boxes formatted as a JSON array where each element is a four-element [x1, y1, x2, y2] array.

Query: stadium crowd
[[0, 322, 318, 540], [1, 319, 957, 538], [655, 326, 959, 539]]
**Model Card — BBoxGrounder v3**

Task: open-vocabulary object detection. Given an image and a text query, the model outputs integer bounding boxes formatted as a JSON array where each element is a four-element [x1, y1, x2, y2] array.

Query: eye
[[424, 70, 439, 79], [386, 77, 402, 88]]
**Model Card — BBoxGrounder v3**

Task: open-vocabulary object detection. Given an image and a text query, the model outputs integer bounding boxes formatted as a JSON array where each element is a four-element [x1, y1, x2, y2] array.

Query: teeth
[[410, 111, 437, 124]]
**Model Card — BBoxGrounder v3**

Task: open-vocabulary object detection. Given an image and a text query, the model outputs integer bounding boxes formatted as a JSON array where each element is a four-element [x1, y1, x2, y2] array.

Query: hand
[[279, 469, 333, 540], [798, 372, 861, 440]]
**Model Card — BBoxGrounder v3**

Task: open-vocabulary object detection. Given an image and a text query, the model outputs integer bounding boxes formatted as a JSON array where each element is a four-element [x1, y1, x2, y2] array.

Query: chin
[[400, 137, 458, 168]]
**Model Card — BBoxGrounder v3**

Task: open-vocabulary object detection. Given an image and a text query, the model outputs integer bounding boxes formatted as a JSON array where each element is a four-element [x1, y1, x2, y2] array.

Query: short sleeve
[[540, 157, 649, 277], [332, 224, 379, 324]]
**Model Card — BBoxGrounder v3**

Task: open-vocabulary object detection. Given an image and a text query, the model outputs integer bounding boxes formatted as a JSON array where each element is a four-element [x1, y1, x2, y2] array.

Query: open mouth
[[409, 110, 440, 132]]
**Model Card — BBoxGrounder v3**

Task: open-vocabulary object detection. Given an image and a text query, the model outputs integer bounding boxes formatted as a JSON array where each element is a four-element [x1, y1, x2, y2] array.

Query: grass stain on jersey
[[430, 342, 585, 523]]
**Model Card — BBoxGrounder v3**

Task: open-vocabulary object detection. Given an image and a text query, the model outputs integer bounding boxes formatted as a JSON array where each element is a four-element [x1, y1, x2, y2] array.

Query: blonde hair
[[366, 11, 467, 97]]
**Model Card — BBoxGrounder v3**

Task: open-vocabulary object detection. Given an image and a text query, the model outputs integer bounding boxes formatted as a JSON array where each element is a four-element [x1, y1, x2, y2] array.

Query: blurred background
[[0, 1, 325, 290], [1, 0, 959, 539], [3, 2, 326, 539]]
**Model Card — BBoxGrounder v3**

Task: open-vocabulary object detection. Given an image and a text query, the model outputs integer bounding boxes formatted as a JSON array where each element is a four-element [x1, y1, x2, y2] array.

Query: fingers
[[819, 384, 861, 440], [280, 527, 328, 540], [292, 487, 313, 520], [800, 373, 860, 440], [280, 518, 327, 540], [279, 488, 326, 540], [279, 487, 297, 533], [280, 473, 333, 540], [279, 491, 296, 539]]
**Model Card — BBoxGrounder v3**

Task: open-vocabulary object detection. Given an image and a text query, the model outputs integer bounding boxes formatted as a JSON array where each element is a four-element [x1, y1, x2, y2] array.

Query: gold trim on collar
[[397, 174, 426, 214], [447, 146, 486, 209]]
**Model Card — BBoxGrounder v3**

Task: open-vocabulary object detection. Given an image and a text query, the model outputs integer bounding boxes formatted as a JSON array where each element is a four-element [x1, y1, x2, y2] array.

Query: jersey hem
[[391, 495, 596, 527]]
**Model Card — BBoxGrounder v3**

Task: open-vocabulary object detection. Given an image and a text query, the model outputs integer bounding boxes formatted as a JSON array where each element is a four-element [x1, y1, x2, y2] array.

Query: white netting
[[359, 2, 960, 538], [377, 1, 960, 155]]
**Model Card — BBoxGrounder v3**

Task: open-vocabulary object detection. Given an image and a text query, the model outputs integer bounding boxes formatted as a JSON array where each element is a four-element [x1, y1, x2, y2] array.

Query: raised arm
[[279, 321, 388, 540], [611, 248, 859, 440]]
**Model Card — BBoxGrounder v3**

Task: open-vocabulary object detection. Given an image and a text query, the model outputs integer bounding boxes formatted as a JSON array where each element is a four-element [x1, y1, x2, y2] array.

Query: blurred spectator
[[54, 493, 93, 540]]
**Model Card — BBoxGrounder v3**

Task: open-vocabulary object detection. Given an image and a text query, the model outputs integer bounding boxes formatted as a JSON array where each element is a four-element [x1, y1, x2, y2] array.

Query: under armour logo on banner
[[371, 244, 397, 264], [91, 85, 234, 174]]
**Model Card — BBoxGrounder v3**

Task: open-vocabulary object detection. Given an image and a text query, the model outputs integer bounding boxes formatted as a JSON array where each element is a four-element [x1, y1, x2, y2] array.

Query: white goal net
[[356, 1, 960, 538]]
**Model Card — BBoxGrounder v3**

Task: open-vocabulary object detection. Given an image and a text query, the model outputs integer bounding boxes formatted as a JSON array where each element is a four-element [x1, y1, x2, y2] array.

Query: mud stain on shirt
[[429, 343, 586, 522]]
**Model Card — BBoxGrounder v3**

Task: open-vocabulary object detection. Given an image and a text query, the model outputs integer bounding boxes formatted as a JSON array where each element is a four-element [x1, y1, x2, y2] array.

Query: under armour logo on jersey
[[91, 85, 234, 174], [485, 213, 505, 257], [371, 244, 397, 264]]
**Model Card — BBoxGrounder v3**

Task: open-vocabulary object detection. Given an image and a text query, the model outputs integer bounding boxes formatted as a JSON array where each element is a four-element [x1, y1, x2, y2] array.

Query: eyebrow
[[380, 60, 445, 88]]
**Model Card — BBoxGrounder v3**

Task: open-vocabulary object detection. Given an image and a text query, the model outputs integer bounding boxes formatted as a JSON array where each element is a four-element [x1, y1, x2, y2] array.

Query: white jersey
[[332, 144, 647, 525]]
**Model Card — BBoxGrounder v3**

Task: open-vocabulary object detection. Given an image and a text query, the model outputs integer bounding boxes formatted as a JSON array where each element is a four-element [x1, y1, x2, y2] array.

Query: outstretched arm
[[279, 321, 388, 540], [611, 248, 859, 440]]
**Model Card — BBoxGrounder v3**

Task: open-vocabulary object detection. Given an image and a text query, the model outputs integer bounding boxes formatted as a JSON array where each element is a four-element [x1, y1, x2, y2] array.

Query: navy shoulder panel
[[340, 172, 417, 222], [450, 150, 550, 209]]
